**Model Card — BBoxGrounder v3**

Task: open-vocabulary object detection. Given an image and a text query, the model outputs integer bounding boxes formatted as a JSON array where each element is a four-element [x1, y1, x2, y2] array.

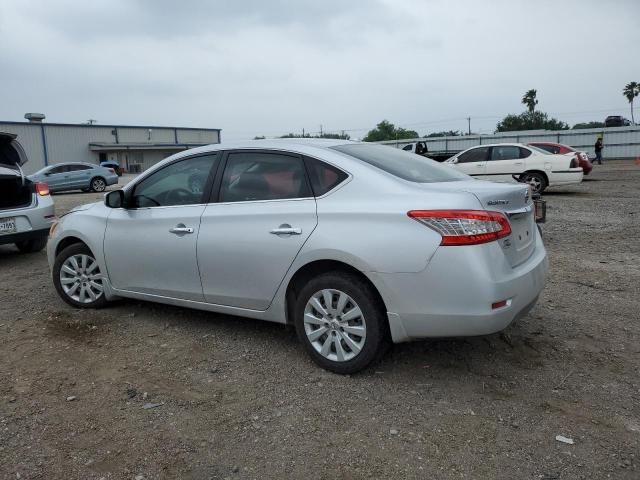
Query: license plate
[[534, 199, 546, 223], [0, 217, 17, 235]]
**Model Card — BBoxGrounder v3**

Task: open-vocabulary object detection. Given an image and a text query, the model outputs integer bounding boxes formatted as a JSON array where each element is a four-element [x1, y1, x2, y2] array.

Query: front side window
[[458, 147, 490, 164], [133, 154, 217, 207], [402, 145, 413, 151], [220, 152, 310, 202], [49, 165, 68, 174], [304, 158, 348, 196], [68, 164, 93, 171], [490, 145, 521, 161]]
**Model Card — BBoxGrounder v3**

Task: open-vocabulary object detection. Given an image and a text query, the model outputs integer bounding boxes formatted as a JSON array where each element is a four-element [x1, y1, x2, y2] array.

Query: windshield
[[331, 144, 469, 183]]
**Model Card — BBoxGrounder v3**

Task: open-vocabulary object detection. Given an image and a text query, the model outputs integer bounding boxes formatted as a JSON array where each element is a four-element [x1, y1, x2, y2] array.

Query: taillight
[[35, 182, 50, 196], [107, 168, 115, 173], [407, 210, 512, 246]]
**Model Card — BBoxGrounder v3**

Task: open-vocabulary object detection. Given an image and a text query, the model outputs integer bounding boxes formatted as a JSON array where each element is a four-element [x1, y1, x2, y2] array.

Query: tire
[[52, 243, 108, 308], [15, 236, 48, 253], [90, 177, 106, 192], [294, 272, 389, 374], [522, 172, 547, 194]]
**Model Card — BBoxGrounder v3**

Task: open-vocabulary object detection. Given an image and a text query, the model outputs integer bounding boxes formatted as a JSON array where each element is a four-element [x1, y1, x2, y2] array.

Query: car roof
[[49, 162, 96, 167], [465, 143, 528, 148]]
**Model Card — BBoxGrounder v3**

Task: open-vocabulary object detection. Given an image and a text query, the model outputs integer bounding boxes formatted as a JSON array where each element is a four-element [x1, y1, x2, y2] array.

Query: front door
[[43, 165, 69, 190], [455, 146, 489, 176], [103, 154, 218, 301], [198, 150, 317, 310]]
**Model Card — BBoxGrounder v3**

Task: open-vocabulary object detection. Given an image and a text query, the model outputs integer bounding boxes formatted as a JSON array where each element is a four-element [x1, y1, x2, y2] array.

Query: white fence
[[378, 125, 640, 160]]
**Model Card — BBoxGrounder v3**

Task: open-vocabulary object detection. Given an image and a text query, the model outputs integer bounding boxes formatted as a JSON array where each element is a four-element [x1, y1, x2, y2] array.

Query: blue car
[[29, 162, 119, 193]]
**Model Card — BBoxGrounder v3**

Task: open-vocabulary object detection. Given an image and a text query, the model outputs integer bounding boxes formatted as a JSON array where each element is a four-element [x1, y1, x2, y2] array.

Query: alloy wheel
[[303, 289, 367, 362], [525, 176, 542, 193], [59, 254, 104, 304], [92, 178, 106, 192]]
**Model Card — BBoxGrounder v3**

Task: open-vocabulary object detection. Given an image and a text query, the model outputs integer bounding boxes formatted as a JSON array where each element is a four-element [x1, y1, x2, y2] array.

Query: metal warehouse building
[[0, 114, 221, 175]]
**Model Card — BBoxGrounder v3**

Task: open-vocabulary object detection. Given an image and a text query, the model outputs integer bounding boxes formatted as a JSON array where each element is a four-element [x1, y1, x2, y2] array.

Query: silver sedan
[[47, 140, 547, 373]]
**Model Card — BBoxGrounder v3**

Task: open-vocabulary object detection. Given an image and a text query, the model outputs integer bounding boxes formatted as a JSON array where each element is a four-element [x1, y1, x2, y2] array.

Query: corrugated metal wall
[[0, 122, 221, 174], [380, 126, 640, 160]]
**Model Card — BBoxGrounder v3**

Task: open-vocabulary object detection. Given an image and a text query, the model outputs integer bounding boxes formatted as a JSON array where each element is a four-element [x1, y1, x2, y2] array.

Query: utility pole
[[467, 117, 471, 135], [319, 124, 323, 137], [302, 128, 305, 137]]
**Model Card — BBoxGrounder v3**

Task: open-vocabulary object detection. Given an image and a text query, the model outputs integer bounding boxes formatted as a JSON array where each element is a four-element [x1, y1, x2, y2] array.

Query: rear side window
[[519, 147, 532, 158], [220, 152, 311, 202], [458, 147, 489, 163], [304, 158, 348, 196], [490, 145, 521, 161], [331, 144, 467, 183]]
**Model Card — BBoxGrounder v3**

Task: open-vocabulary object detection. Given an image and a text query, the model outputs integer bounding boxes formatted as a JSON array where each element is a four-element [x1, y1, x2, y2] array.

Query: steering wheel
[[165, 188, 194, 205]]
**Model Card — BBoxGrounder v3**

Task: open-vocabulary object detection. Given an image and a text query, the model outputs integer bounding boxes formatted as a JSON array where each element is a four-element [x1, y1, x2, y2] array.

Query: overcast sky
[[1, 0, 639, 140]]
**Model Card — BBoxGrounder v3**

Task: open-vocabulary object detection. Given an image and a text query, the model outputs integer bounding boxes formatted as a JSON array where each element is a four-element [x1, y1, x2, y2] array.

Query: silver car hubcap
[[304, 289, 366, 362], [59, 254, 104, 304], [93, 179, 105, 191]]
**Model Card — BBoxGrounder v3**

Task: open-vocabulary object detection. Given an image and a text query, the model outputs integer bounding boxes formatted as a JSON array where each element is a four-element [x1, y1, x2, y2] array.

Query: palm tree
[[522, 89, 538, 114], [623, 82, 639, 125]]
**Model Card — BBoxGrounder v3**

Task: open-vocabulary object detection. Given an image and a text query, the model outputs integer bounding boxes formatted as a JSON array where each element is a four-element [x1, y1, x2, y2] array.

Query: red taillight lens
[[107, 168, 115, 173], [407, 210, 512, 246], [35, 182, 50, 196]]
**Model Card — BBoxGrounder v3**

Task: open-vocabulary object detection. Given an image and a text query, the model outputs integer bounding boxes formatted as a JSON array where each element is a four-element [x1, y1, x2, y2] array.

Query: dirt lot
[[1, 163, 639, 479]]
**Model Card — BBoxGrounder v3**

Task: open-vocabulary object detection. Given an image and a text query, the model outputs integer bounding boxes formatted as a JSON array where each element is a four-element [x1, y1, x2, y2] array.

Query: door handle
[[169, 224, 194, 234], [475, 164, 483, 167], [270, 224, 302, 235], [513, 161, 523, 165]]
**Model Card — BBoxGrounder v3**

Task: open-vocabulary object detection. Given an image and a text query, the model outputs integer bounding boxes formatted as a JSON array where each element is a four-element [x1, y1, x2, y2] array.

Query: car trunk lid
[[425, 180, 537, 267]]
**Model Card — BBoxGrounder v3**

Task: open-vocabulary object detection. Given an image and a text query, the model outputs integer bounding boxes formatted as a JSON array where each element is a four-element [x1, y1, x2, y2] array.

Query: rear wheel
[[53, 243, 108, 308], [90, 177, 106, 192], [15, 237, 47, 253], [522, 172, 547, 194], [294, 272, 388, 374]]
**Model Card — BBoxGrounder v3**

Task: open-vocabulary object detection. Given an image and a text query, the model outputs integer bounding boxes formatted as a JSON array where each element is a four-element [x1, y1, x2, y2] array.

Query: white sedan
[[445, 143, 583, 193]]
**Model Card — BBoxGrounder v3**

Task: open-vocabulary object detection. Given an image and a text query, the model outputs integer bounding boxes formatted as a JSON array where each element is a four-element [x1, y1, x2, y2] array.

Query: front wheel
[[294, 272, 389, 374], [90, 177, 106, 192], [53, 243, 108, 308], [522, 172, 547, 194]]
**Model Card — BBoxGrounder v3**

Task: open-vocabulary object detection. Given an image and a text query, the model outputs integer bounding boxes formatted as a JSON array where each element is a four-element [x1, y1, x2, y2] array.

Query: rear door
[[454, 146, 489, 176], [484, 145, 530, 182], [197, 150, 317, 310], [67, 164, 93, 189]]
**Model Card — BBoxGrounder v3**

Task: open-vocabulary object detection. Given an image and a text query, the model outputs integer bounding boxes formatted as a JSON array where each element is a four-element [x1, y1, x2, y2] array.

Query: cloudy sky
[[1, 0, 639, 140]]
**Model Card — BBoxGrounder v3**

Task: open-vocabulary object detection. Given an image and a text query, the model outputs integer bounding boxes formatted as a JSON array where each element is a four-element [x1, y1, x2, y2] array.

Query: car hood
[[0, 132, 28, 168]]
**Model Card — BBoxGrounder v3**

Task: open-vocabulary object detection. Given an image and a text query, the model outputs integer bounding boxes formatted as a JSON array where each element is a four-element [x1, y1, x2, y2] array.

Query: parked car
[[29, 162, 119, 193], [100, 160, 123, 176], [399, 142, 451, 162], [444, 143, 583, 193], [48, 140, 548, 373], [0, 132, 55, 253], [528, 142, 593, 175], [604, 116, 632, 127]]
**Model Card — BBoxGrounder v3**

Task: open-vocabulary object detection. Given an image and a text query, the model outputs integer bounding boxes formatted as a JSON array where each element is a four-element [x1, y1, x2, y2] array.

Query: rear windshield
[[331, 144, 468, 183], [528, 145, 552, 155]]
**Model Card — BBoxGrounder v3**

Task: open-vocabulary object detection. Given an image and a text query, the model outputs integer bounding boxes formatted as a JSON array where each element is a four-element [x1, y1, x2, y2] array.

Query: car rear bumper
[[369, 231, 548, 342], [0, 195, 55, 245]]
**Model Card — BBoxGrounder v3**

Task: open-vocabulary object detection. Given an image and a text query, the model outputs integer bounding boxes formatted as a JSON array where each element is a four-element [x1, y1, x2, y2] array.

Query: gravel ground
[[1, 162, 639, 479]]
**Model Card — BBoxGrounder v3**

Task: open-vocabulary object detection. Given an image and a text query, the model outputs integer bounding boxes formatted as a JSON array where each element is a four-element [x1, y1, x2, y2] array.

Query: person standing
[[594, 137, 604, 165]]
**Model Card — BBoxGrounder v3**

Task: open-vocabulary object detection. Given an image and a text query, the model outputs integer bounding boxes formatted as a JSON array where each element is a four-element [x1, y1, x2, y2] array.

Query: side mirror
[[105, 189, 124, 208]]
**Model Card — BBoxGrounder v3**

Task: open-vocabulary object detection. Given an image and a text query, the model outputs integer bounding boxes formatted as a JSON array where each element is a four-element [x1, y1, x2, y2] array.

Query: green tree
[[496, 111, 569, 132], [623, 81, 640, 125], [362, 120, 419, 142], [572, 121, 605, 129], [426, 130, 461, 138], [522, 89, 539, 113]]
